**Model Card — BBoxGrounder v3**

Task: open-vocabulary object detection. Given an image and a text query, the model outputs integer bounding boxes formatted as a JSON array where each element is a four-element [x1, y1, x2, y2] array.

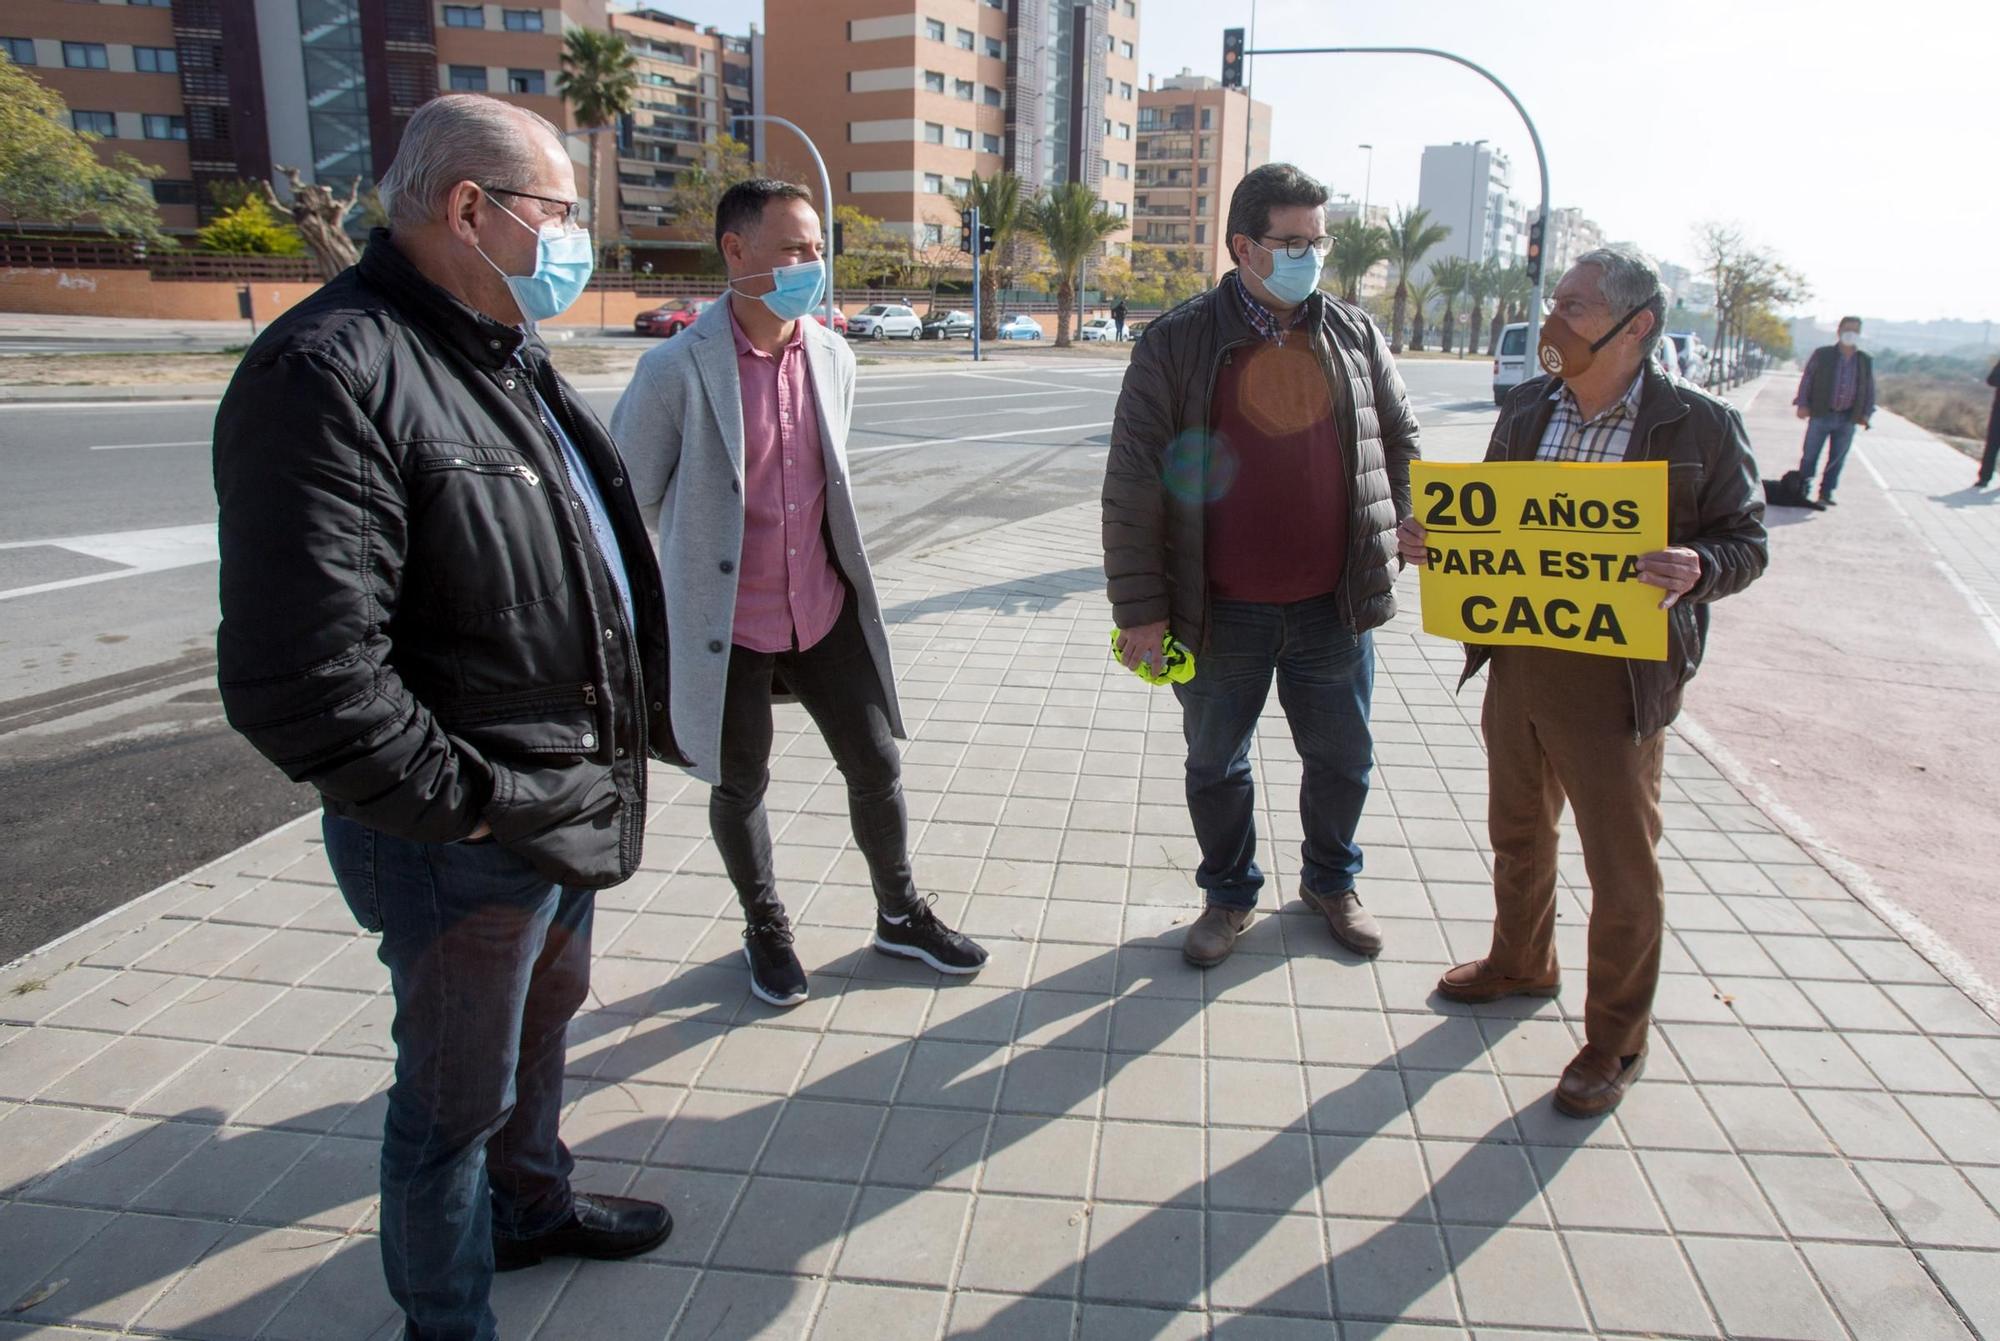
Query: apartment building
[[1416, 139, 1523, 272], [762, 0, 1137, 259], [5, 0, 611, 234], [608, 10, 757, 242], [1132, 67, 1267, 279]]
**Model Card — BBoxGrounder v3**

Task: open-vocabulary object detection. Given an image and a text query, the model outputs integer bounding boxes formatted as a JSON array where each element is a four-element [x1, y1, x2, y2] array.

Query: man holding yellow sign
[[1397, 248, 1767, 1118]]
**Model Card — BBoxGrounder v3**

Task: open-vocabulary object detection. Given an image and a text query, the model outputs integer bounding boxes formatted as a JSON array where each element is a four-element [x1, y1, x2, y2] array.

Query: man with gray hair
[[213, 93, 678, 1339], [1397, 247, 1768, 1117]]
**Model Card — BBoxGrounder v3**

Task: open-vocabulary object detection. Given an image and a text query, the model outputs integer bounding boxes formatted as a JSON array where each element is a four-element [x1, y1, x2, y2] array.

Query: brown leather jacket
[[1460, 365, 1769, 737], [1102, 275, 1420, 653]]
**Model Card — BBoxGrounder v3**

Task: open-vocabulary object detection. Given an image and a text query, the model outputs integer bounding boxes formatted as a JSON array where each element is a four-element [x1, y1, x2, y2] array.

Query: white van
[[1492, 322, 1530, 404]]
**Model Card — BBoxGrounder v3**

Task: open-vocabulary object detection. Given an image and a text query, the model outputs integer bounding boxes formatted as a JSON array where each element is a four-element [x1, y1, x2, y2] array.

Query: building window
[[1121, 40, 1134, 59], [953, 78, 973, 100], [1113, 201, 1127, 218], [922, 222, 943, 245], [1196, 195, 1208, 213], [62, 42, 109, 69], [953, 127, 972, 149], [923, 69, 945, 92], [1105, 77, 1113, 95], [442, 5, 483, 27], [955, 27, 974, 50], [143, 113, 188, 140], [502, 8, 542, 31], [1195, 223, 1206, 244], [1198, 166, 1210, 185], [981, 132, 1000, 154], [507, 68, 545, 94], [134, 46, 179, 73], [1105, 34, 1115, 52], [448, 64, 487, 90], [1124, 0, 1136, 15], [1120, 81, 1133, 99], [985, 36, 1003, 59], [923, 173, 944, 194], [1198, 136, 1213, 159], [1115, 122, 1130, 140], [1115, 161, 1129, 179], [923, 122, 944, 144], [1200, 107, 1213, 130], [924, 17, 945, 41], [152, 179, 197, 205], [983, 85, 1002, 107], [2, 37, 35, 65], [71, 109, 116, 136]]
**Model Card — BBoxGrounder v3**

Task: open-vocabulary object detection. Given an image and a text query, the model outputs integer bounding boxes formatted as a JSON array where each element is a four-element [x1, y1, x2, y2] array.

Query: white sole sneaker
[[742, 945, 809, 1007], [870, 934, 986, 975]]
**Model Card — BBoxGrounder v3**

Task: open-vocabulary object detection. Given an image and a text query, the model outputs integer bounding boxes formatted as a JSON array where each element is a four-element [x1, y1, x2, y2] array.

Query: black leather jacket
[[1103, 275, 1420, 653], [213, 230, 680, 888], [1460, 365, 1769, 737]]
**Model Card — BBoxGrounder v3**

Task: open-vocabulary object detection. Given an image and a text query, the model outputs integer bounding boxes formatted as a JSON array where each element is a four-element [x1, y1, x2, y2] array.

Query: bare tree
[[261, 167, 360, 281]]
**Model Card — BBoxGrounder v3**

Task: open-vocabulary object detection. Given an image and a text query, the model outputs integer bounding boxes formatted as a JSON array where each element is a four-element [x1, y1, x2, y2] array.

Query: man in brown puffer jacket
[[1103, 163, 1420, 971]]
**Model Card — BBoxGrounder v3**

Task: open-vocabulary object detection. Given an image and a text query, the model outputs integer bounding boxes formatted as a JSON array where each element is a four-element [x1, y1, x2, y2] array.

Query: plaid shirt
[[1230, 271, 1311, 346], [1537, 369, 1646, 462]]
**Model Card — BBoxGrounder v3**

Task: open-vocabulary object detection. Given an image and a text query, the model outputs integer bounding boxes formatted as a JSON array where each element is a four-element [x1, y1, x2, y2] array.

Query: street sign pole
[[971, 206, 983, 363], [1239, 43, 1550, 359]]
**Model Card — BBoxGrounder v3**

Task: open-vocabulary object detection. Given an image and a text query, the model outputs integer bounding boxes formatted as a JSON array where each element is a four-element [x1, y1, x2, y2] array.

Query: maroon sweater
[[1204, 339, 1349, 603]]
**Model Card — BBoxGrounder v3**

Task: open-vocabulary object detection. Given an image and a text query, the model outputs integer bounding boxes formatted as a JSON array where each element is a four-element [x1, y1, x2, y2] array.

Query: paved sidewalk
[[3, 502, 1998, 1340]]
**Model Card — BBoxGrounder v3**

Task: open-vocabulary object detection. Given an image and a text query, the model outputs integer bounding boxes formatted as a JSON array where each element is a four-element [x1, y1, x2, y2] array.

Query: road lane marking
[[91, 440, 209, 451], [0, 398, 224, 411], [857, 404, 1083, 427], [856, 388, 1111, 410], [0, 524, 216, 601], [848, 419, 1112, 457]]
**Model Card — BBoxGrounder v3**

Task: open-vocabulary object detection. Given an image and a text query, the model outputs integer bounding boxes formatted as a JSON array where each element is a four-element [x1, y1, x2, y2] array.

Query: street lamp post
[[731, 114, 837, 330], [1357, 142, 1373, 216], [1242, 42, 1551, 361]]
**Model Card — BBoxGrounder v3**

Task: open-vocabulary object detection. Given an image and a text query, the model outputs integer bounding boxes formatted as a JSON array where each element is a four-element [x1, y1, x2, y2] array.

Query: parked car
[[1666, 331, 1710, 384], [813, 307, 848, 334], [1651, 335, 1681, 381], [1492, 321, 1530, 403], [920, 309, 974, 339], [1077, 317, 1123, 342], [996, 314, 1044, 340], [848, 303, 922, 340], [633, 297, 715, 337], [1126, 319, 1150, 340]]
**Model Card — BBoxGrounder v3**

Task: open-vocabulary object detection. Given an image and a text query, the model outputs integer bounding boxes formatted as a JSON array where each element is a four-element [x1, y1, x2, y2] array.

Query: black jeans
[[712, 593, 919, 923]]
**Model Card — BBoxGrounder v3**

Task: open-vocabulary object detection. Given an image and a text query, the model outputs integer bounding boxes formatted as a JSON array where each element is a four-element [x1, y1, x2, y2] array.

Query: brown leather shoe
[[1303, 886, 1383, 957], [1183, 905, 1253, 968], [1554, 1044, 1647, 1118], [1435, 958, 1561, 1004]]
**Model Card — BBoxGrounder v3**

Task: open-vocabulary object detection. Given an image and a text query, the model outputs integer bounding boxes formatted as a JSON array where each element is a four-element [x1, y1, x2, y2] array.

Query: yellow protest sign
[[1410, 460, 1668, 661]]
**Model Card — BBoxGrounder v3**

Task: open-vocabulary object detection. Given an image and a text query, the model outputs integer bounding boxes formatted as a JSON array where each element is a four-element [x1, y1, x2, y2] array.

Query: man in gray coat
[[612, 179, 986, 1007]]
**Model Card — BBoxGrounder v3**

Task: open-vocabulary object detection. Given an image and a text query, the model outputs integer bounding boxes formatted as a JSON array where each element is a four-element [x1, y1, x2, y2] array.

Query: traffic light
[[978, 224, 994, 255], [832, 220, 845, 256], [1221, 28, 1245, 89], [959, 210, 974, 255], [1525, 216, 1545, 285]]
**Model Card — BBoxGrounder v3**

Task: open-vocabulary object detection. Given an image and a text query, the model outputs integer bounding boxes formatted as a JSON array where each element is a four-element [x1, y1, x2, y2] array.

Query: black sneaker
[[743, 918, 808, 1007], [1819, 494, 1838, 506], [873, 896, 988, 974]]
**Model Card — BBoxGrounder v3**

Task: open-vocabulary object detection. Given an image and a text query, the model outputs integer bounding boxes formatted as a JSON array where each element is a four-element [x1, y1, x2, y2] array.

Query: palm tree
[[1404, 276, 1440, 352], [953, 171, 1029, 340], [1490, 261, 1532, 353], [557, 29, 638, 256], [1385, 205, 1451, 354], [1464, 257, 1498, 355], [1329, 218, 1390, 303], [1429, 255, 1471, 355], [1026, 181, 1125, 347]]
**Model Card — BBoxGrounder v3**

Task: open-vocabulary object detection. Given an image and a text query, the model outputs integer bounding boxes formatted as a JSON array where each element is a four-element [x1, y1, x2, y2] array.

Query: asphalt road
[[0, 353, 1497, 966]]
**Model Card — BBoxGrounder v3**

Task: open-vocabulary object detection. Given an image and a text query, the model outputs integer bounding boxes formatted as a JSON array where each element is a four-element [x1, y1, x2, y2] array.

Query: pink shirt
[[730, 303, 845, 653]]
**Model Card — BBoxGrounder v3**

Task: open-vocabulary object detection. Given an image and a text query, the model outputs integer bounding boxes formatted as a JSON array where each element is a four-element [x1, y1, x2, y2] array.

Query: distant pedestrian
[[1793, 315, 1876, 505], [1399, 248, 1769, 1118], [1104, 162, 1420, 970], [1111, 295, 1128, 341], [213, 94, 679, 1340], [612, 179, 987, 1010], [1977, 359, 2000, 488]]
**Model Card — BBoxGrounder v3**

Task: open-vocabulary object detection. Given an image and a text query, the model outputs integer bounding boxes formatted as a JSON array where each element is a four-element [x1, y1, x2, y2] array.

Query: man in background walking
[[1793, 315, 1876, 505]]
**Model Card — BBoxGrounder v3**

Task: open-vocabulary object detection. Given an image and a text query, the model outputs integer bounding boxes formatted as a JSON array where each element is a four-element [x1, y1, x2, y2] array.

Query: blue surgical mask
[[731, 259, 826, 321], [476, 194, 593, 322], [1250, 239, 1325, 307]]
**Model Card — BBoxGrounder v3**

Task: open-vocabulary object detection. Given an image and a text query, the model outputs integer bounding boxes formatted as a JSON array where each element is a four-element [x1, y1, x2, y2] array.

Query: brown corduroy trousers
[[1481, 646, 1666, 1059]]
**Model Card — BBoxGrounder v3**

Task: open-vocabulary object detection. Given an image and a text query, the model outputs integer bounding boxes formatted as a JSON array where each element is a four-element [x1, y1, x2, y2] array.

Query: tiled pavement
[[3, 499, 1999, 1341]]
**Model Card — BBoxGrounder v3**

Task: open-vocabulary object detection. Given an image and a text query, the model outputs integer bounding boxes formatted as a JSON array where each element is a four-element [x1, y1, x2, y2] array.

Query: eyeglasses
[[1259, 234, 1334, 260], [482, 185, 583, 229]]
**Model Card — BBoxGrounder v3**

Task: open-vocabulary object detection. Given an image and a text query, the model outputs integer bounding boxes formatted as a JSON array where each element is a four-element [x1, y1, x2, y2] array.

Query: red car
[[814, 308, 849, 334], [633, 298, 715, 337]]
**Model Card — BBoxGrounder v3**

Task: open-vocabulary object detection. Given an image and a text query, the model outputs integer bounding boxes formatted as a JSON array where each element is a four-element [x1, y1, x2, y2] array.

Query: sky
[[636, 0, 1999, 326]]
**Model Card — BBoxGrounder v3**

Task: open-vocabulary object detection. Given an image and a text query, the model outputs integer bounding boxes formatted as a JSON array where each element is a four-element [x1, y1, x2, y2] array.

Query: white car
[[1667, 331, 1710, 383], [996, 314, 1043, 340], [1492, 322, 1530, 404], [848, 303, 922, 340], [1077, 317, 1119, 342]]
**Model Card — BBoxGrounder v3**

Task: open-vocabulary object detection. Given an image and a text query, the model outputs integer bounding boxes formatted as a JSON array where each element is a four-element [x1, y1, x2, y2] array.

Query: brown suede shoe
[[1435, 958, 1562, 1004], [1303, 886, 1383, 958], [1554, 1044, 1647, 1118], [1183, 905, 1253, 968]]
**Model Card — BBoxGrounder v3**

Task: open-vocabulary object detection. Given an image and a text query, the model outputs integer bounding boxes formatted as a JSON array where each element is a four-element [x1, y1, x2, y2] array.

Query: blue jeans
[[322, 814, 593, 1341], [1799, 413, 1858, 498], [1172, 595, 1376, 910]]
